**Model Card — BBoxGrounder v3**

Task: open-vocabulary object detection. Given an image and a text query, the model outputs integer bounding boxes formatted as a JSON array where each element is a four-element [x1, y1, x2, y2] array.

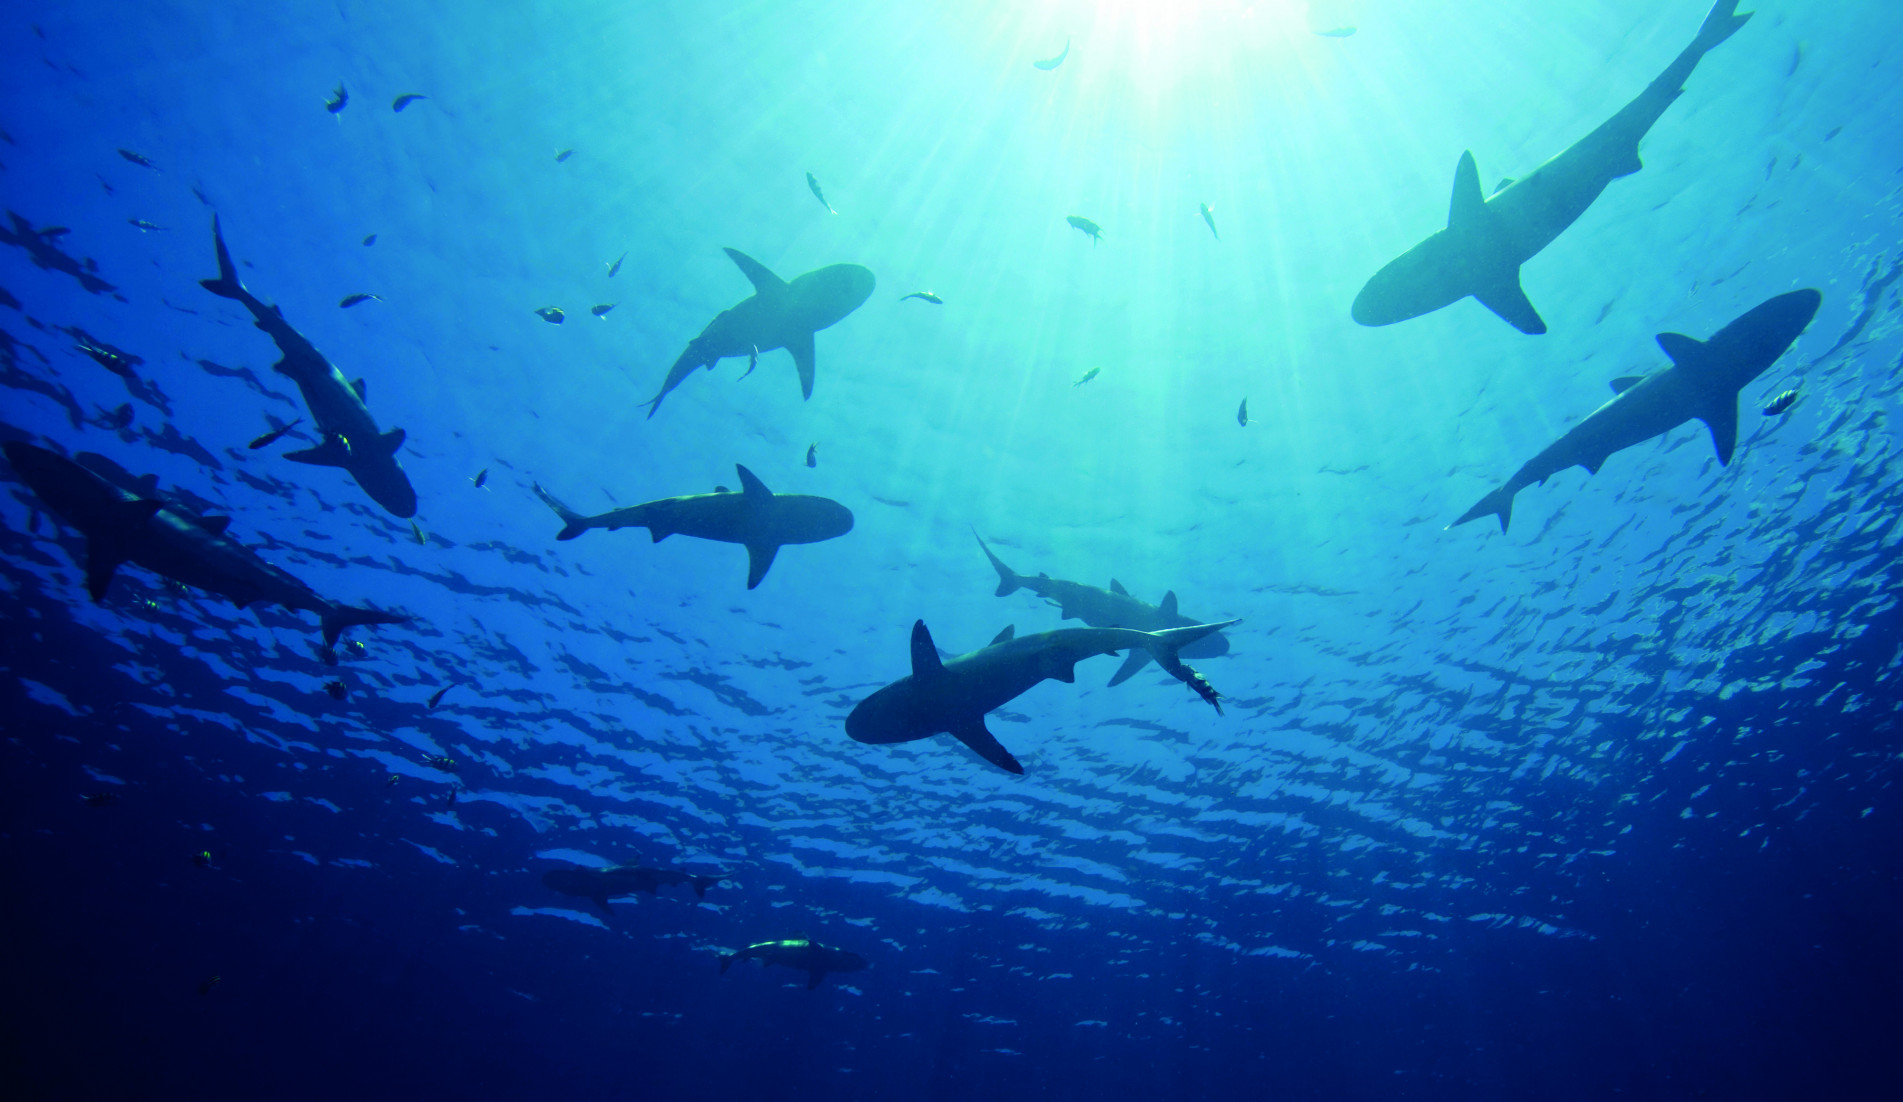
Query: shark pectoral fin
[[1610, 376, 1645, 394], [806, 970, 824, 990], [951, 717, 1023, 774], [1473, 275, 1546, 335], [353, 377, 367, 402], [1701, 403, 1740, 466], [283, 437, 351, 468], [722, 248, 789, 295], [787, 331, 816, 400], [910, 621, 945, 678], [1108, 649, 1153, 687], [197, 514, 232, 536], [744, 542, 780, 589], [84, 548, 129, 601], [1448, 151, 1488, 231], [1159, 590, 1179, 618], [735, 464, 771, 499], [373, 428, 406, 456], [1051, 659, 1078, 684], [1109, 579, 1129, 596], [593, 895, 614, 916], [989, 624, 1016, 646]]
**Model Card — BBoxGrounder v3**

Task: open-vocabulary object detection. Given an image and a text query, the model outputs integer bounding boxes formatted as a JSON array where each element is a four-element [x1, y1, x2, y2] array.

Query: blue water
[[3, 1, 1901, 1098]]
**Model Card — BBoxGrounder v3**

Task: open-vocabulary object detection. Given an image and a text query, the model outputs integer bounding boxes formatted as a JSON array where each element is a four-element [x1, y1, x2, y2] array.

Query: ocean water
[[3, 1, 1901, 1098]]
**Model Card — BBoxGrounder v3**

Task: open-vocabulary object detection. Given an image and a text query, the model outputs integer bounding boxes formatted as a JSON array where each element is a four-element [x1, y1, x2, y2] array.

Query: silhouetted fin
[[1610, 376, 1645, 394], [283, 436, 350, 468], [910, 620, 944, 678], [1448, 151, 1487, 231], [691, 875, 718, 898], [83, 498, 163, 599], [989, 624, 1015, 646], [353, 377, 367, 402], [197, 514, 232, 536], [532, 482, 590, 540], [1474, 274, 1546, 335], [788, 330, 816, 400], [745, 543, 779, 589], [1655, 331, 1706, 367], [806, 970, 824, 990], [736, 464, 770, 499], [1109, 579, 1128, 596], [1108, 649, 1153, 687], [719, 953, 735, 975], [199, 215, 245, 299], [951, 716, 1023, 774], [974, 531, 1022, 597], [1452, 486, 1516, 533], [1159, 591, 1178, 618], [723, 248, 787, 296], [320, 603, 411, 648], [373, 427, 405, 455], [1700, 403, 1739, 466]]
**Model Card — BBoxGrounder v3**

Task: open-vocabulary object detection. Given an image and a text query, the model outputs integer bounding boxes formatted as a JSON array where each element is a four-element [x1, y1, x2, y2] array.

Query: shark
[[846, 618, 1237, 774], [720, 937, 867, 990], [200, 216, 418, 517], [541, 865, 721, 915], [1451, 288, 1820, 532], [533, 464, 853, 589], [1352, 1, 1753, 335], [976, 533, 1229, 685], [641, 248, 875, 417], [4, 442, 410, 647]]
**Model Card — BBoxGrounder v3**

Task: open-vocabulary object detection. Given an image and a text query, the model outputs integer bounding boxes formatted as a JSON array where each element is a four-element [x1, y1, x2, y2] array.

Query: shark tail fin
[[719, 953, 736, 975], [320, 603, 411, 649], [1143, 620, 1239, 714], [532, 482, 590, 540], [1451, 486, 1515, 533], [200, 215, 245, 299], [973, 531, 1022, 597], [1693, 1, 1752, 54]]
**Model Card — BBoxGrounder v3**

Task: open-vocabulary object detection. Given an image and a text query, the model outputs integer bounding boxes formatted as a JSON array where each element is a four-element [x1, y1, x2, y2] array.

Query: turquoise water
[[4, 2, 1902, 1097]]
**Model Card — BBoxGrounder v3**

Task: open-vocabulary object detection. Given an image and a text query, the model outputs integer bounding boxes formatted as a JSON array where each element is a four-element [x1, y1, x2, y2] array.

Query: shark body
[[541, 865, 721, 915], [200, 217, 417, 517], [641, 248, 874, 417], [1353, 2, 1753, 335], [720, 938, 867, 990], [1452, 288, 1820, 531]]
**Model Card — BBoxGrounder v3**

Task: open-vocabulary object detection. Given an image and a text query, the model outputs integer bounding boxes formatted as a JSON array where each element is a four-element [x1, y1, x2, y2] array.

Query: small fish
[[1034, 39, 1071, 71], [81, 792, 119, 807], [1762, 389, 1799, 416], [342, 639, 367, 660], [1073, 367, 1100, 388], [1066, 215, 1103, 245], [471, 468, 488, 489], [323, 679, 347, 700], [534, 306, 565, 324], [105, 402, 134, 430], [197, 975, 222, 996], [392, 93, 427, 111], [607, 252, 625, 278], [128, 218, 167, 232], [386, 774, 401, 786], [77, 342, 140, 379], [37, 225, 71, 239], [117, 148, 158, 169], [339, 292, 380, 308], [320, 643, 339, 666], [806, 443, 818, 468], [326, 83, 348, 113], [1200, 203, 1218, 240], [555, 148, 574, 162], [427, 684, 453, 709], [193, 851, 213, 868], [410, 520, 427, 545], [247, 418, 303, 450], [423, 754, 458, 771], [899, 291, 943, 305], [1237, 398, 1250, 427], [362, 233, 377, 246], [1313, 26, 1357, 38], [591, 303, 615, 318], [806, 172, 836, 214], [445, 785, 459, 808]]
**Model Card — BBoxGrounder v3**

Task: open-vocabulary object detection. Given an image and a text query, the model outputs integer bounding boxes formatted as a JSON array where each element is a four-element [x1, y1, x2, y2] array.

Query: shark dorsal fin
[[198, 514, 232, 536], [1160, 590, 1179, 617], [135, 474, 160, 496], [723, 248, 788, 296], [910, 620, 945, 679], [1609, 376, 1645, 394], [735, 464, 770, 500], [1656, 332, 1708, 369], [1448, 151, 1487, 232], [353, 377, 367, 402], [989, 624, 1016, 646], [1109, 579, 1128, 596]]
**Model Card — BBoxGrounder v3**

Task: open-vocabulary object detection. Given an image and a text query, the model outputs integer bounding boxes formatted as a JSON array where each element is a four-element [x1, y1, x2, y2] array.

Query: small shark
[[1352, 1, 1753, 334], [976, 533, 1229, 685], [4, 443, 409, 647], [533, 464, 853, 589], [847, 618, 1236, 774], [1451, 288, 1820, 531], [721, 937, 867, 990], [641, 248, 875, 417], [200, 216, 418, 517], [542, 865, 721, 915]]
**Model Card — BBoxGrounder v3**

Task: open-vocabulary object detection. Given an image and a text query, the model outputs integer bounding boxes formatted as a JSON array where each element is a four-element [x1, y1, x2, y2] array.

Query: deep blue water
[[3, 2, 1901, 1098]]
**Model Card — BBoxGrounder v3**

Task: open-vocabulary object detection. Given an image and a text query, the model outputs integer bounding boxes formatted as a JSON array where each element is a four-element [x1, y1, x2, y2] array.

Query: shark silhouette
[[720, 937, 867, 990], [847, 619, 1236, 773], [541, 865, 721, 915], [1353, 1, 1753, 335], [200, 216, 417, 517], [533, 464, 852, 589], [1452, 288, 1820, 532], [641, 248, 875, 417]]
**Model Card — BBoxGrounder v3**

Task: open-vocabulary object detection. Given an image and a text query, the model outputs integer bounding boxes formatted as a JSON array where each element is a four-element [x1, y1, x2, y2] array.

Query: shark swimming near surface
[[640, 248, 874, 417], [720, 937, 867, 990], [533, 464, 853, 589], [1352, 1, 1753, 335], [847, 618, 1236, 774], [976, 533, 1230, 685], [199, 216, 417, 517], [1451, 288, 1820, 532], [4, 442, 410, 647], [541, 865, 722, 915]]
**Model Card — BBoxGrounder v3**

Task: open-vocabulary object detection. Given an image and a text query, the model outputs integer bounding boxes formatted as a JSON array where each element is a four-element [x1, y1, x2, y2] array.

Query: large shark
[[720, 937, 867, 990], [200, 216, 418, 517], [541, 865, 721, 915], [846, 619, 1236, 774], [533, 464, 852, 589], [1451, 288, 1820, 532], [1352, 1, 1753, 335], [4, 442, 410, 647], [641, 248, 875, 417], [975, 533, 1230, 685]]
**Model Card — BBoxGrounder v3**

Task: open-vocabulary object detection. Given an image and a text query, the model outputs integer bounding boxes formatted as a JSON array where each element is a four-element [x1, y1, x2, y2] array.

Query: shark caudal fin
[[1451, 486, 1516, 532], [1692, 1, 1753, 55], [973, 531, 1023, 597], [199, 215, 246, 299], [1142, 620, 1240, 714], [531, 483, 591, 540], [319, 603, 411, 649]]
